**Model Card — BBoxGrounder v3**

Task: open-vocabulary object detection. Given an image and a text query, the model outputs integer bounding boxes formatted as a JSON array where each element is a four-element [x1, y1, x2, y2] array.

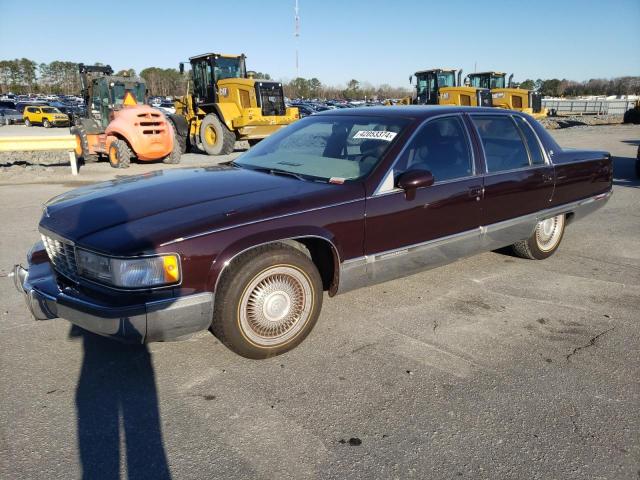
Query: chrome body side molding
[[337, 190, 611, 295]]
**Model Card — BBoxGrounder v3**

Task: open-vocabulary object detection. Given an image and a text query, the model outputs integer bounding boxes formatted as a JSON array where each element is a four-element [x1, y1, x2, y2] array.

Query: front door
[[33, 107, 43, 124], [364, 115, 483, 285]]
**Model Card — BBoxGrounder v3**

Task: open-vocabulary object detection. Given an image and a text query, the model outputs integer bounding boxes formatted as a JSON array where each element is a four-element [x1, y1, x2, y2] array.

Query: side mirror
[[179, 62, 184, 74], [409, 75, 413, 85], [396, 169, 434, 199]]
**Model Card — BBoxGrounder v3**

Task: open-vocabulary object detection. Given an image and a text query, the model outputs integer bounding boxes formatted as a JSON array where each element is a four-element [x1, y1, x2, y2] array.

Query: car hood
[[39, 166, 360, 255]]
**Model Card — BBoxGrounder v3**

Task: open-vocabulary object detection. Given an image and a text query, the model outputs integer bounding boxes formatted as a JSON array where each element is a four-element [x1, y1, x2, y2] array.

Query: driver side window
[[394, 116, 473, 184]]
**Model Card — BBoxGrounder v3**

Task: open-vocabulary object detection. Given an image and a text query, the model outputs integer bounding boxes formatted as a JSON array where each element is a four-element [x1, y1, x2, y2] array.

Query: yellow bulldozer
[[171, 53, 299, 155], [466, 71, 547, 118], [412, 68, 493, 107]]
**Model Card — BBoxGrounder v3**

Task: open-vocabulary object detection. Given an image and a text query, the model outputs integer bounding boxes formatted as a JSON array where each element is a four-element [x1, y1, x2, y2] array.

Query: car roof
[[313, 105, 514, 119]]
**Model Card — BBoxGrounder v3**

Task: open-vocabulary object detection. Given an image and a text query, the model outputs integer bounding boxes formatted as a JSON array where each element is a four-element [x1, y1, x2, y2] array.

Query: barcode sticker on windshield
[[353, 130, 398, 142]]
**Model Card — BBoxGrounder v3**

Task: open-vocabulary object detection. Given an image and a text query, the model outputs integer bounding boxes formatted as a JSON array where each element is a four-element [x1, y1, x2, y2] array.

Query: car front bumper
[[11, 256, 214, 343]]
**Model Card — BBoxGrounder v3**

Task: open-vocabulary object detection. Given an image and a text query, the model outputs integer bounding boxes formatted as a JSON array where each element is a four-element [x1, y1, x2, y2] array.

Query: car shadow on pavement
[[71, 325, 171, 480]]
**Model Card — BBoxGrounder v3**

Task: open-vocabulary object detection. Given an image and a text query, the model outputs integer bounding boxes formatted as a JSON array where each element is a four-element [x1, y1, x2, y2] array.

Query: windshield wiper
[[246, 166, 308, 181]]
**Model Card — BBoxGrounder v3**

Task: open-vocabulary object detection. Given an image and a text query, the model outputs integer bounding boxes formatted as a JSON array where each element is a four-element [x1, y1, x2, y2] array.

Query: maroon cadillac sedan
[[13, 106, 612, 358]]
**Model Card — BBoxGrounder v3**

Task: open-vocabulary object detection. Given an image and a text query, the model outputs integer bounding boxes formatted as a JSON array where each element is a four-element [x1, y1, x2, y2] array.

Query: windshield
[[235, 115, 410, 181], [215, 57, 245, 81], [437, 72, 455, 87], [469, 74, 505, 89], [42, 107, 60, 113], [111, 82, 146, 105]]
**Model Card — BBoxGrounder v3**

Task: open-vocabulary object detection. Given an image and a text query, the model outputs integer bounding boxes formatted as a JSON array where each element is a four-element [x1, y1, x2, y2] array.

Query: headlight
[[76, 249, 180, 288]]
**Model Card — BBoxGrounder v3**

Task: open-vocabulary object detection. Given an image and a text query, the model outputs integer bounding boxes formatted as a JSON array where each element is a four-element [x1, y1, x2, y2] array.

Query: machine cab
[[413, 69, 457, 105], [185, 53, 247, 106], [467, 72, 508, 89], [91, 77, 145, 128]]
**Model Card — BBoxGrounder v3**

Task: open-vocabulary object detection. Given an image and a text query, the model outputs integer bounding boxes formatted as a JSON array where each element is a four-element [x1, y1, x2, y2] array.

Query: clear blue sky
[[1, 0, 638, 87]]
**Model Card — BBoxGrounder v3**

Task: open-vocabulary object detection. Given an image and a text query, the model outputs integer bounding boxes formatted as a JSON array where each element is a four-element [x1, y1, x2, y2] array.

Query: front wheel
[[43, 119, 51, 128], [211, 244, 323, 359], [199, 114, 235, 156], [512, 214, 566, 260]]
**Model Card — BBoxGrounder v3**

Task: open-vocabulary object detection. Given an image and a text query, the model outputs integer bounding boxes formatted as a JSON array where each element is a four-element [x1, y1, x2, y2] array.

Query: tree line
[[519, 77, 640, 97], [1, 58, 638, 99]]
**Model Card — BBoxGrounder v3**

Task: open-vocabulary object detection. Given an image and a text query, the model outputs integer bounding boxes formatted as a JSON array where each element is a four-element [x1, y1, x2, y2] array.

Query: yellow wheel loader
[[466, 72, 547, 118], [172, 53, 299, 156], [412, 69, 493, 107]]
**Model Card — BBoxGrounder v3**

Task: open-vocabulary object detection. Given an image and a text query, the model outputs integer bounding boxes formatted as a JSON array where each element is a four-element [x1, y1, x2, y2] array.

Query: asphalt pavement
[[0, 124, 638, 479]]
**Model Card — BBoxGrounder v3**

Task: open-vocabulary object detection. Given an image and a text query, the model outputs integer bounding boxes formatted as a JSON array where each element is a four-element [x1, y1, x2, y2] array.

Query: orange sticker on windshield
[[329, 177, 345, 184]]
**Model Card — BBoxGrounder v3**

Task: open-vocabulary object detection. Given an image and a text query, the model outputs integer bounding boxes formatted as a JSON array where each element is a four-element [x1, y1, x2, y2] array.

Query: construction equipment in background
[[411, 69, 493, 107], [71, 64, 180, 168], [466, 72, 547, 118], [173, 53, 299, 156], [623, 99, 640, 124]]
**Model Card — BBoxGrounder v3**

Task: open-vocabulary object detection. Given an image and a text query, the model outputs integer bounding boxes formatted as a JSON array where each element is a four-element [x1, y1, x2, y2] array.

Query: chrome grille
[[41, 233, 78, 281]]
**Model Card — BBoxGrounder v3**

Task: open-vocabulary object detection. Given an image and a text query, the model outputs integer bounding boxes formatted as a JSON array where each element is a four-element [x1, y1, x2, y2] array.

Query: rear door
[[469, 114, 554, 248]]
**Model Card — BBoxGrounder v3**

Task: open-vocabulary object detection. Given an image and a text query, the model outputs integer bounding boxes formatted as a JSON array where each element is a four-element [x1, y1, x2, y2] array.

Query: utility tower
[[294, 0, 300, 78]]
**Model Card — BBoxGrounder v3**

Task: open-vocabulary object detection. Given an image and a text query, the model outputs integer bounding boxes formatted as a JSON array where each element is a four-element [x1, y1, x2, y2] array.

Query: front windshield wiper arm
[[246, 166, 308, 181]]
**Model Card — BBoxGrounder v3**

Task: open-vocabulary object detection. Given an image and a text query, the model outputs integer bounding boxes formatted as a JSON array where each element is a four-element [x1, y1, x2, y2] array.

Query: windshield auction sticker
[[353, 130, 398, 142]]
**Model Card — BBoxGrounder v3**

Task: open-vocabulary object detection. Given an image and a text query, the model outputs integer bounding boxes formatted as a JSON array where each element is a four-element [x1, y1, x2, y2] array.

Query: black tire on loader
[[199, 114, 235, 156], [108, 139, 131, 169], [163, 126, 183, 164], [70, 125, 98, 163]]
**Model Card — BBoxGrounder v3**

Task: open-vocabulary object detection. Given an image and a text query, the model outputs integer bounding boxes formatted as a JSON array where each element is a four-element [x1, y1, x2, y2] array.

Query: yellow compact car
[[23, 106, 69, 128]]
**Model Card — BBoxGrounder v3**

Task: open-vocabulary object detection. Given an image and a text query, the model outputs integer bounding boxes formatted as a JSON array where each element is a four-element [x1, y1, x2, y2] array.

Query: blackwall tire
[[70, 125, 98, 163], [199, 114, 235, 156], [163, 126, 182, 164], [512, 214, 566, 260], [211, 244, 323, 359], [108, 139, 131, 169]]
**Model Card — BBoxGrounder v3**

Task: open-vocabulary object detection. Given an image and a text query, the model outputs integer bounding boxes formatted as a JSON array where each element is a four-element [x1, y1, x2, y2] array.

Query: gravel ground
[[538, 114, 624, 129], [0, 123, 639, 480]]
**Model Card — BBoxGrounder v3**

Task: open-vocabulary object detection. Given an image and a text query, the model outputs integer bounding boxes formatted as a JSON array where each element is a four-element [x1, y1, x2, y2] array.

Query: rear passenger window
[[472, 116, 530, 172], [514, 116, 545, 165], [394, 116, 473, 183]]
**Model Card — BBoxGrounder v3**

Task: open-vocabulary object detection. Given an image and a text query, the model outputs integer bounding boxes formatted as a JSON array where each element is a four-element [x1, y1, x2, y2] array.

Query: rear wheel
[[163, 127, 182, 164], [200, 114, 235, 156], [43, 119, 51, 128], [512, 214, 566, 260], [108, 139, 131, 169], [70, 125, 98, 163], [25, 118, 32, 127], [211, 244, 323, 359]]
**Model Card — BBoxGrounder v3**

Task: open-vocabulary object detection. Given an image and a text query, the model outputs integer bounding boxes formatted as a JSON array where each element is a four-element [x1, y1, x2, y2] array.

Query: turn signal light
[[163, 255, 180, 283]]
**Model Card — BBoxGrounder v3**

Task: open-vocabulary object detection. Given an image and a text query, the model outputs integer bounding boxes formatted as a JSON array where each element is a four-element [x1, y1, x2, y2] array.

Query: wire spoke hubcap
[[239, 266, 313, 347], [536, 215, 563, 251]]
